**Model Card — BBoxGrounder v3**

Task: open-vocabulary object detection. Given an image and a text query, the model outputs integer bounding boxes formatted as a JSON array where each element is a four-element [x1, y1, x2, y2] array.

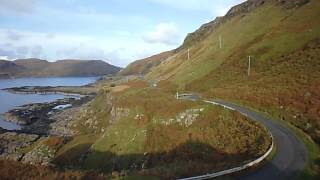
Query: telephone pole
[[187, 48, 190, 60], [248, 56, 251, 77]]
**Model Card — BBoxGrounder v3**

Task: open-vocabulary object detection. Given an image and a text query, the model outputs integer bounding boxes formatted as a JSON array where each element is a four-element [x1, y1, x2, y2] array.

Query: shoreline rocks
[[4, 96, 92, 135], [21, 139, 55, 166], [3, 86, 97, 96], [0, 132, 40, 161], [0, 80, 101, 166], [0, 95, 92, 166]]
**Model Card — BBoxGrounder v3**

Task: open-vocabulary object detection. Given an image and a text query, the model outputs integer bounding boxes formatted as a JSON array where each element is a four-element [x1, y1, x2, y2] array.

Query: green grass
[[90, 110, 147, 155], [72, 90, 112, 134], [54, 134, 100, 166]]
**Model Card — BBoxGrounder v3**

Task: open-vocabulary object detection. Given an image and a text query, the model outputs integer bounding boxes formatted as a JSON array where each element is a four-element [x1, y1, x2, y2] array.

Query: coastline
[[3, 85, 97, 96], [0, 75, 129, 167], [2, 88, 95, 135], [0, 76, 116, 133], [0, 77, 102, 165]]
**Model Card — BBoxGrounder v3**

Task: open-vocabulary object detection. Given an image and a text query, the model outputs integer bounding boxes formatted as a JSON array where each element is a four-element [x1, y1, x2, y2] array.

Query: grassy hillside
[[144, 0, 320, 147], [51, 80, 270, 179]]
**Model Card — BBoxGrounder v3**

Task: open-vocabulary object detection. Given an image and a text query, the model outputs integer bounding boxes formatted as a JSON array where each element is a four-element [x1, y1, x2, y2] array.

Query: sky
[[0, 0, 245, 67]]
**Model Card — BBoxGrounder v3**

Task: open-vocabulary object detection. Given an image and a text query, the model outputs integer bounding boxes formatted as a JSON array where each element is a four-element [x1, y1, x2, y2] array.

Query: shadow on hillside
[[53, 140, 280, 179]]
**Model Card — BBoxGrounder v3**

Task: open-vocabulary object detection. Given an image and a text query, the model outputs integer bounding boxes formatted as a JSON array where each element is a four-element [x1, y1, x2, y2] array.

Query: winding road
[[179, 94, 308, 180]]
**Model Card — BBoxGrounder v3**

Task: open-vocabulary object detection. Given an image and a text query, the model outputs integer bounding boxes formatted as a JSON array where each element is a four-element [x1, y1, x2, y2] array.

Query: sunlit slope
[[148, 0, 319, 85], [146, 0, 320, 143], [119, 51, 174, 76]]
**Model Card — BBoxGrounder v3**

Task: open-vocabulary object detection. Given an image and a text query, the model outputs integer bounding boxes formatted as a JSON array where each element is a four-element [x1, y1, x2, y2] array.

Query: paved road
[[178, 94, 308, 179], [208, 99, 308, 180]]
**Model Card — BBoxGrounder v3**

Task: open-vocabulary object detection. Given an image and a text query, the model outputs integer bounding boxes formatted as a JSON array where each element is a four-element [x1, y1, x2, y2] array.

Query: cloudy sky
[[0, 0, 244, 67]]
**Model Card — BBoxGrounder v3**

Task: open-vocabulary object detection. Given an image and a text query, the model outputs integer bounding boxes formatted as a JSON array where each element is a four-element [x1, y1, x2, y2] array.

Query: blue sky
[[0, 0, 244, 67]]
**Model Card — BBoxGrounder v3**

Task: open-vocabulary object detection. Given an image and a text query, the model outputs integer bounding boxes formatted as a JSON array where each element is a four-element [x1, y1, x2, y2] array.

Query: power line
[[248, 56, 251, 77]]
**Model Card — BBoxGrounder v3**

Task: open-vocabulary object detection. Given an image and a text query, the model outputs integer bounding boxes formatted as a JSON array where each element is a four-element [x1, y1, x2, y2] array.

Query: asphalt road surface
[[209, 99, 308, 180]]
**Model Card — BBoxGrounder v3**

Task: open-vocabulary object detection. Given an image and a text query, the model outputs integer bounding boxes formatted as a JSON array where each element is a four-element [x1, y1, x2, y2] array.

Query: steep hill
[[127, 0, 320, 144], [0, 59, 121, 77], [0, 60, 25, 77], [119, 50, 174, 76]]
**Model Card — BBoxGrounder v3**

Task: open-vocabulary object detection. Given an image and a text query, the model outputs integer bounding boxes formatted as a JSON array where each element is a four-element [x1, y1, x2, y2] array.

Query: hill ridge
[[0, 58, 121, 78]]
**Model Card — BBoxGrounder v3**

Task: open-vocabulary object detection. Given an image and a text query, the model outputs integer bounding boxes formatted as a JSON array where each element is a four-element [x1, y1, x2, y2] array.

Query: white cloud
[[143, 23, 181, 45], [0, 28, 102, 61], [0, 56, 9, 60], [0, 28, 175, 67]]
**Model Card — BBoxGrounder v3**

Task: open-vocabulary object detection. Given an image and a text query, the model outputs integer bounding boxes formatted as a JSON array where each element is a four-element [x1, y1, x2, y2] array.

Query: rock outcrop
[[153, 108, 204, 127], [21, 140, 56, 165], [0, 132, 39, 161]]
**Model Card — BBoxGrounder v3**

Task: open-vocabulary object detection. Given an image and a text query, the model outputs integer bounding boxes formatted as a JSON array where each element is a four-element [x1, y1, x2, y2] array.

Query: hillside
[[0, 58, 121, 77], [0, 60, 25, 78], [51, 80, 270, 179], [14, 58, 50, 72], [119, 51, 174, 76], [122, 0, 320, 146]]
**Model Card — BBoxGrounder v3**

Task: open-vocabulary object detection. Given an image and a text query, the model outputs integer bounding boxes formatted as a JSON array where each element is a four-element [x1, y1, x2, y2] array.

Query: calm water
[[0, 77, 98, 130]]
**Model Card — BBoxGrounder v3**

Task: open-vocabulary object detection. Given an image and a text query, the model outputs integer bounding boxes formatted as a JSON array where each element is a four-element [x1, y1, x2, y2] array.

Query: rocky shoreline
[[0, 76, 126, 168], [4, 85, 97, 96], [0, 86, 95, 166], [4, 95, 93, 135]]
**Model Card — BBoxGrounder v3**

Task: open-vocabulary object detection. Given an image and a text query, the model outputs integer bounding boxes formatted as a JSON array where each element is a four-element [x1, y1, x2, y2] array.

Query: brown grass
[[0, 160, 106, 180]]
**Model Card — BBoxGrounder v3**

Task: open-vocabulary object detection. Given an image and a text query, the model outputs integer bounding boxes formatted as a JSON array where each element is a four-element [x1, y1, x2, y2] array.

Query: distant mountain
[[0, 58, 121, 78], [14, 58, 50, 72], [0, 60, 25, 78]]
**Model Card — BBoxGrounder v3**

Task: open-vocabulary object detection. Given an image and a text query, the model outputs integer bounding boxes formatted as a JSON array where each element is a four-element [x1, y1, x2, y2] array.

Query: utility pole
[[219, 35, 222, 49], [187, 48, 190, 60], [248, 56, 251, 77]]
